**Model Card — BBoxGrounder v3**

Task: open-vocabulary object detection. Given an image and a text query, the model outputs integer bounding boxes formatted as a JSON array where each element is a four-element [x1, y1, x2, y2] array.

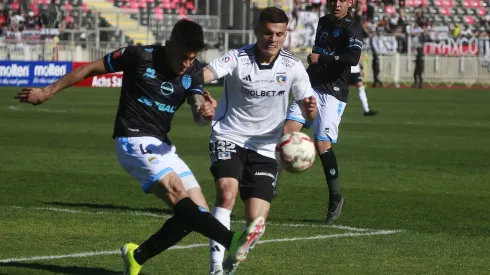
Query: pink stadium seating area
[[112, 0, 196, 23]]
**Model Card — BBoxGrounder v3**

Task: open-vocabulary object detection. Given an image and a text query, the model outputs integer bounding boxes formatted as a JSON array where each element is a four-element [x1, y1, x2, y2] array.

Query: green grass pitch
[[0, 86, 489, 274]]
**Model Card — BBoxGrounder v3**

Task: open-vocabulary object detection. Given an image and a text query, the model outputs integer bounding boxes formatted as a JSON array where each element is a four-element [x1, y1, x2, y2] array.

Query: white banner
[[365, 36, 398, 55], [285, 11, 319, 49]]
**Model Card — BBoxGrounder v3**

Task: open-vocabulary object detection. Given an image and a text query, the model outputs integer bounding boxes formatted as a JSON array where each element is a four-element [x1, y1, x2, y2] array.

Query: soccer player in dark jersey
[[14, 19, 265, 275], [283, 0, 363, 224]]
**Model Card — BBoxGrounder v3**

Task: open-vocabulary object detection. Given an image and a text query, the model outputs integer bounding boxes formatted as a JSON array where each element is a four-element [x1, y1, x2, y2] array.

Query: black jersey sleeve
[[185, 61, 205, 96], [318, 23, 363, 67], [103, 46, 138, 73]]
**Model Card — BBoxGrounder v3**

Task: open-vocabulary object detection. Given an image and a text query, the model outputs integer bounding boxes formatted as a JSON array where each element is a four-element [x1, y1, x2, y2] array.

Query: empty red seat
[[63, 3, 72, 11], [154, 7, 164, 20], [442, 0, 454, 7], [440, 7, 452, 15], [471, 0, 482, 7], [385, 5, 395, 14], [464, 15, 476, 24], [185, 0, 195, 11], [478, 8, 486, 16]]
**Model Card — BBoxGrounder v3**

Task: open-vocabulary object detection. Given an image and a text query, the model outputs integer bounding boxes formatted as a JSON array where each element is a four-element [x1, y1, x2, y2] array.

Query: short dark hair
[[259, 7, 289, 25], [170, 19, 206, 52]]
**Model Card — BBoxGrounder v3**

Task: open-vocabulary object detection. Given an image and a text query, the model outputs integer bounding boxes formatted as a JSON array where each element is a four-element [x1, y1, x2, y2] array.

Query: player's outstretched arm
[[202, 67, 217, 84], [14, 58, 108, 105], [188, 90, 216, 126]]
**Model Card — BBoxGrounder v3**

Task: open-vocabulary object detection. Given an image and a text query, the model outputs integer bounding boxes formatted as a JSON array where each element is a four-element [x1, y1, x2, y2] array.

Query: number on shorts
[[216, 140, 236, 153], [210, 141, 236, 164]]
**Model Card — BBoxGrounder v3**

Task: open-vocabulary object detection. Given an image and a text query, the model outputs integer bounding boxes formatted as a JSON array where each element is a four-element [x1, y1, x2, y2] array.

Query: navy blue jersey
[[103, 45, 204, 144], [307, 15, 363, 102]]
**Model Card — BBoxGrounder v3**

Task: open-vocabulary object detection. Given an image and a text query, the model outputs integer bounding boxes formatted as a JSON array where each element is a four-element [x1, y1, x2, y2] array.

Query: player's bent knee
[[215, 178, 238, 208], [151, 172, 188, 205], [315, 139, 332, 153]]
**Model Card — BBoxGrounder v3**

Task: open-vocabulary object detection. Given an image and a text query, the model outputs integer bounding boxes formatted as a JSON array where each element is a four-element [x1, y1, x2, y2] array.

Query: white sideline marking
[[0, 230, 404, 264], [266, 222, 372, 232], [36, 109, 67, 113], [8, 105, 22, 111], [10, 206, 375, 232], [7, 106, 67, 113], [11, 206, 172, 219]]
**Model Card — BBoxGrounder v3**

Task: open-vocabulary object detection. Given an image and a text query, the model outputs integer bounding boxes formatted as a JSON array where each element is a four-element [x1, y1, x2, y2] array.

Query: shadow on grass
[[0, 262, 150, 275], [46, 201, 174, 216]]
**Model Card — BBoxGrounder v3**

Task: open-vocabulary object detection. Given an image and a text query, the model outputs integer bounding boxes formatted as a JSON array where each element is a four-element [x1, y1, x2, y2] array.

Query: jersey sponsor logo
[[320, 32, 328, 41], [218, 152, 231, 160], [138, 96, 177, 113], [281, 58, 295, 68], [333, 28, 341, 38], [143, 68, 156, 79], [240, 58, 251, 66], [113, 48, 125, 59], [333, 87, 340, 91], [324, 127, 330, 135], [144, 48, 154, 52], [255, 172, 276, 180], [148, 156, 159, 164], [240, 87, 286, 97], [222, 56, 231, 63], [181, 74, 192, 89], [160, 82, 174, 96], [128, 128, 140, 132], [242, 75, 251, 82], [313, 46, 335, 56], [276, 73, 287, 86]]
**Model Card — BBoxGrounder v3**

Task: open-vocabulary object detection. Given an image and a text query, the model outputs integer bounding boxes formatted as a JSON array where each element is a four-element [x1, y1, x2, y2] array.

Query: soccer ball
[[275, 132, 316, 173]]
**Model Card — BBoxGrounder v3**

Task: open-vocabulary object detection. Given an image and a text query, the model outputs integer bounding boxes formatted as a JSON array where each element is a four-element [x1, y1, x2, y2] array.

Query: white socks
[[209, 207, 232, 272], [358, 85, 370, 113]]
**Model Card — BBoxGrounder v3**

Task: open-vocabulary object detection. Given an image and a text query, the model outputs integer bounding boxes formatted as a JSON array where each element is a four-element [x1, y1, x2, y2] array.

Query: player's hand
[[200, 101, 215, 120], [203, 90, 217, 109], [307, 53, 320, 65], [14, 87, 52, 105], [302, 96, 317, 113]]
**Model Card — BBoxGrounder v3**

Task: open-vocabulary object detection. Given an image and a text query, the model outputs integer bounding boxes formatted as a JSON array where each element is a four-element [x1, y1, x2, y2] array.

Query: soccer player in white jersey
[[201, 7, 318, 275], [349, 60, 377, 116]]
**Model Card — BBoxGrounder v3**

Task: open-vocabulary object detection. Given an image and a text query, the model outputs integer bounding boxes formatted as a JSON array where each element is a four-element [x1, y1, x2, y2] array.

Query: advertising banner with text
[[0, 61, 72, 87]]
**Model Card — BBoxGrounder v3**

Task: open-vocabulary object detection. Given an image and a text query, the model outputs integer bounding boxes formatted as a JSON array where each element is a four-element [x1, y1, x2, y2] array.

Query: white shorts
[[286, 90, 347, 143], [115, 136, 200, 193]]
